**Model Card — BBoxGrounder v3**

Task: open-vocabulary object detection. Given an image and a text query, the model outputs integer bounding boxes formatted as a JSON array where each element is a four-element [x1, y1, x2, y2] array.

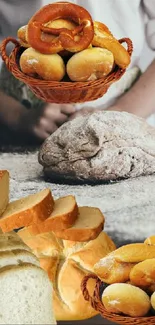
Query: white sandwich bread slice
[[0, 249, 39, 268], [0, 170, 9, 216], [0, 263, 56, 324], [27, 195, 78, 235], [0, 188, 54, 232], [0, 235, 30, 252], [53, 206, 105, 241]]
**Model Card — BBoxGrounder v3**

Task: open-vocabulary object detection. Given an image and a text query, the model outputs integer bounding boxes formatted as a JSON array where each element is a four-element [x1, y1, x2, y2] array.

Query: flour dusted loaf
[[39, 111, 155, 182], [18, 229, 116, 320]]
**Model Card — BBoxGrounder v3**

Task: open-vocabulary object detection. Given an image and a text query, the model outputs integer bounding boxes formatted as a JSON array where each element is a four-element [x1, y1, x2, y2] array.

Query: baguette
[[111, 243, 155, 263], [0, 263, 56, 324], [53, 206, 105, 241], [28, 195, 78, 234], [0, 189, 54, 232], [0, 170, 9, 216]]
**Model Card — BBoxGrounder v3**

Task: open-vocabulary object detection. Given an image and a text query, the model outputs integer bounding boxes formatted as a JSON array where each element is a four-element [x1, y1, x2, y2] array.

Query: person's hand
[[19, 103, 76, 141]]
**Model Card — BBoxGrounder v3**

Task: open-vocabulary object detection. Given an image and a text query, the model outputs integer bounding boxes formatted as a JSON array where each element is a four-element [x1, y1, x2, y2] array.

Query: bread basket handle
[[81, 274, 102, 311], [119, 37, 133, 57], [0, 37, 20, 69]]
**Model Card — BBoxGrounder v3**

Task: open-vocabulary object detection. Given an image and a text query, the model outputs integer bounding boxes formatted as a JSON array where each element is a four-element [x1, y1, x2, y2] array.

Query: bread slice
[[0, 171, 9, 216], [0, 189, 54, 232], [53, 206, 105, 241], [28, 195, 78, 235], [0, 263, 56, 324], [0, 236, 30, 252], [0, 249, 39, 268]]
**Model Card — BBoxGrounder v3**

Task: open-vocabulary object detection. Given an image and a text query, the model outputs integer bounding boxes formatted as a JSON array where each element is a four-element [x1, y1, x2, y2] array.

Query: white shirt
[[0, 0, 155, 109]]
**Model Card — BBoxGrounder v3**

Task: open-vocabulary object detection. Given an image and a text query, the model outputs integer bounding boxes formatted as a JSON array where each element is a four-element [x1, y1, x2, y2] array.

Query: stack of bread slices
[[0, 171, 57, 324]]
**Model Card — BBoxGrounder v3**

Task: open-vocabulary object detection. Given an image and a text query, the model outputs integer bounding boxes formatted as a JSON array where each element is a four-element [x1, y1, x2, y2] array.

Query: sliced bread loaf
[[0, 263, 56, 324], [53, 206, 105, 241], [0, 171, 9, 216], [0, 189, 54, 232], [27, 195, 78, 235]]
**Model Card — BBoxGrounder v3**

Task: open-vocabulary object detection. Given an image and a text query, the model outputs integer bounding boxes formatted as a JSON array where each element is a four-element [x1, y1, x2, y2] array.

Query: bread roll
[[66, 47, 114, 81], [151, 292, 155, 310], [20, 48, 66, 81], [144, 236, 155, 245], [94, 254, 135, 284], [102, 283, 151, 317], [111, 243, 155, 263], [130, 259, 155, 287]]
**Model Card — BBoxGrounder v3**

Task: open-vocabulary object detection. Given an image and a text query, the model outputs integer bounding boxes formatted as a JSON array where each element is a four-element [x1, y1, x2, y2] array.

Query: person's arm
[[108, 59, 155, 118]]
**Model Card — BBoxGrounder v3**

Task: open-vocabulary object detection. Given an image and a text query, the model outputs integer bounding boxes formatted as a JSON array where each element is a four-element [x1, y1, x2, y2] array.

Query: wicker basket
[[0, 37, 133, 104], [81, 274, 155, 325]]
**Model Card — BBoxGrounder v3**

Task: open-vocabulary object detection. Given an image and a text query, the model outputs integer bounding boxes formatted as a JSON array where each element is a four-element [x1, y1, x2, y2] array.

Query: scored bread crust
[[17, 229, 116, 320], [0, 189, 54, 232]]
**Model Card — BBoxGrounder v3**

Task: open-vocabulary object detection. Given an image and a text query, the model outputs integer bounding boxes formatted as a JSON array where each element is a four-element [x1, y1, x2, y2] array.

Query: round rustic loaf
[[18, 230, 116, 320], [38, 111, 155, 183]]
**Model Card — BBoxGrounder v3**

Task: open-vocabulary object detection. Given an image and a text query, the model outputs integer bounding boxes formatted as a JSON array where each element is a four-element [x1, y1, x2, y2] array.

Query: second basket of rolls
[[0, 1, 133, 103], [82, 237, 155, 325]]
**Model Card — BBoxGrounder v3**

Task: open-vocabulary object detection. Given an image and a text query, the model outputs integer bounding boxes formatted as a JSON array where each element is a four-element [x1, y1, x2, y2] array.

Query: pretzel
[[93, 21, 131, 69], [27, 2, 94, 54]]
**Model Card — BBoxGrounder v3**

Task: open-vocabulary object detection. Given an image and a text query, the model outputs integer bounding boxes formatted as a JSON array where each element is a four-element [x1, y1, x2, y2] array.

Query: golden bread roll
[[151, 292, 155, 310], [17, 25, 29, 48], [94, 254, 135, 284], [66, 47, 114, 82], [19, 47, 65, 81], [111, 243, 155, 263], [144, 236, 155, 245], [130, 259, 155, 287], [18, 19, 77, 48], [102, 283, 151, 317], [17, 230, 116, 320]]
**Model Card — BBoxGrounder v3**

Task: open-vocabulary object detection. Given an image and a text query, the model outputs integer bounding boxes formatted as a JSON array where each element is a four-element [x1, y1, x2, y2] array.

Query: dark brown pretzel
[[27, 2, 94, 54]]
